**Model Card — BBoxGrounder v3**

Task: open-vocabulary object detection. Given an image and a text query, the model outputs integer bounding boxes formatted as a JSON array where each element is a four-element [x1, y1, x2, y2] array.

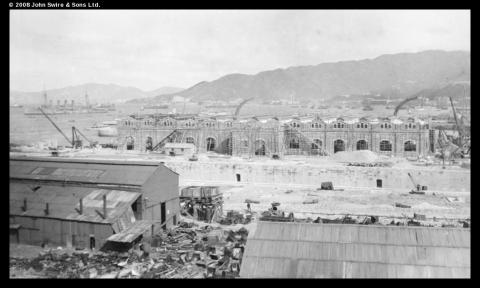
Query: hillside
[[164, 50, 470, 102], [9, 83, 184, 105]]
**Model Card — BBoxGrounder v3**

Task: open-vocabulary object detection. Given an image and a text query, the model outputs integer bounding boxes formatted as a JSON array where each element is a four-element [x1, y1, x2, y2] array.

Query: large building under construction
[[117, 114, 432, 157]]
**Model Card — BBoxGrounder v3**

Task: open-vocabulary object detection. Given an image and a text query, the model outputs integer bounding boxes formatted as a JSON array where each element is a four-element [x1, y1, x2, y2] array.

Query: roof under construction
[[10, 156, 177, 186], [240, 222, 470, 278], [10, 182, 140, 226]]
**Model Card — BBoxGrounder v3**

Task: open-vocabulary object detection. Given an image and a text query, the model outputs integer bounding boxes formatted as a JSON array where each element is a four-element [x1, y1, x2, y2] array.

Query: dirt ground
[[214, 184, 470, 222]]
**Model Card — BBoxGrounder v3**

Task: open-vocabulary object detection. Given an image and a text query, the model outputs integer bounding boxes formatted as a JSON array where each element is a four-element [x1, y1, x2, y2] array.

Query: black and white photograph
[[9, 7, 470, 278]]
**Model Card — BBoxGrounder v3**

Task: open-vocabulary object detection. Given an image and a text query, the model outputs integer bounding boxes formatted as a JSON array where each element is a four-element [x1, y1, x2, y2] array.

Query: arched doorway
[[206, 137, 216, 152], [334, 139, 345, 153], [254, 139, 266, 156], [356, 140, 368, 150], [379, 140, 392, 152], [126, 136, 135, 150], [404, 141, 416, 152], [145, 136, 153, 151]]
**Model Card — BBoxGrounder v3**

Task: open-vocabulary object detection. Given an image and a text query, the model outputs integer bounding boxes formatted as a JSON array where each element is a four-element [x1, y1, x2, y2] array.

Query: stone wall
[[162, 160, 470, 192]]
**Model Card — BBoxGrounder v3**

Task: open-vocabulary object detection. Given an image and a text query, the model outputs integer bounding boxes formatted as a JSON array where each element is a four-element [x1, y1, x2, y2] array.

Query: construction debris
[[259, 202, 294, 222], [395, 203, 411, 208], [413, 213, 427, 221], [346, 162, 391, 167], [244, 199, 260, 204], [218, 211, 252, 225], [10, 221, 248, 279], [320, 182, 333, 190], [302, 199, 319, 204], [180, 186, 223, 223]]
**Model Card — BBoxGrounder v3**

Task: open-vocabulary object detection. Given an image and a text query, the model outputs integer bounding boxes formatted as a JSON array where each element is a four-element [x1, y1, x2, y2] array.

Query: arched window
[[380, 140, 392, 151], [388, 124, 392, 129], [356, 140, 368, 150], [380, 124, 384, 128], [334, 139, 345, 153], [365, 124, 368, 128], [357, 124, 360, 128], [186, 137, 195, 144], [241, 139, 249, 148], [404, 141, 416, 152], [206, 137, 216, 151], [289, 138, 300, 149], [412, 125, 416, 129], [408, 123, 412, 129], [334, 124, 337, 128]]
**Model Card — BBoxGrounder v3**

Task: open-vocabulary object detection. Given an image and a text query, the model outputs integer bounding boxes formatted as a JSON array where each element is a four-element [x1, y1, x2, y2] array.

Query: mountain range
[[10, 50, 470, 105], [163, 50, 470, 103]]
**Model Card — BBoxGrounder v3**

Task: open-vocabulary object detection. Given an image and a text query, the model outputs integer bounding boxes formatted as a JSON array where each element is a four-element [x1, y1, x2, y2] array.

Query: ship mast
[[85, 89, 89, 108], [42, 83, 48, 108]]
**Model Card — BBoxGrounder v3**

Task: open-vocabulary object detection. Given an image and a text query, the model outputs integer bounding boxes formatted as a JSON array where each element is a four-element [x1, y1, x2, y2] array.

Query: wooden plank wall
[[10, 216, 114, 249]]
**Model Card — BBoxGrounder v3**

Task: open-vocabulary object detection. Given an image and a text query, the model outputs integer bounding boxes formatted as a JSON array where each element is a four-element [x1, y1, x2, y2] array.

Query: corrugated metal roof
[[240, 222, 470, 278], [10, 156, 175, 186], [106, 220, 152, 243], [10, 182, 141, 224]]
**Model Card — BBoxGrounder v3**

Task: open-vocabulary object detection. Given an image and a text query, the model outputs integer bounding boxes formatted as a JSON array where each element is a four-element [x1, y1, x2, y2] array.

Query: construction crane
[[38, 107, 93, 148], [233, 98, 254, 120], [449, 97, 468, 140], [448, 96, 470, 158], [407, 173, 426, 195], [152, 129, 180, 151]]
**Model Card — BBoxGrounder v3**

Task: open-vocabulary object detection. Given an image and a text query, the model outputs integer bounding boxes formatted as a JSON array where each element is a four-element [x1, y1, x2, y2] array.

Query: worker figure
[[247, 202, 251, 212]]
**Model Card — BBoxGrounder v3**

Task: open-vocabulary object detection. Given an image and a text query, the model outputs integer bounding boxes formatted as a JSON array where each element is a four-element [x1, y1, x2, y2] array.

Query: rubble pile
[[10, 221, 249, 279], [294, 214, 470, 228], [346, 162, 392, 167], [218, 210, 252, 225]]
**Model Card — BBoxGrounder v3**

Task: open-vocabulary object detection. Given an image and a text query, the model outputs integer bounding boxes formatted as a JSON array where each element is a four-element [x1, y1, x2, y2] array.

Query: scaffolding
[[283, 125, 326, 156]]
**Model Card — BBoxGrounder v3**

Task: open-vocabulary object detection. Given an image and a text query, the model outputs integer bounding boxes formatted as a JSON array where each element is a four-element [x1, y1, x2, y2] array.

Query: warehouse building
[[240, 222, 470, 278], [9, 157, 179, 250], [117, 114, 431, 157]]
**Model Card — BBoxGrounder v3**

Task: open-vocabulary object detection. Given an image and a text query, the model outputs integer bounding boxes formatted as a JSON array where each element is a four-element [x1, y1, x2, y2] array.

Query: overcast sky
[[10, 10, 470, 92]]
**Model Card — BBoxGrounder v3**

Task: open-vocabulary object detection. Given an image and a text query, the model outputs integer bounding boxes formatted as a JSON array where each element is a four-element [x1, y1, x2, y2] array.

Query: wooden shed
[[10, 156, 180, 249]]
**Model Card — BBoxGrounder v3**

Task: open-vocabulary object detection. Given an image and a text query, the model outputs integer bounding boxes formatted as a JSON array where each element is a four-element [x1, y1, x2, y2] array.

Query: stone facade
[[117, 115, 431, 157]]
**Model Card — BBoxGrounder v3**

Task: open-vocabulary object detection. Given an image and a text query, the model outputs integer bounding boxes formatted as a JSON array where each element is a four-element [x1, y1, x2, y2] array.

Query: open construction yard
[[11, 148, 471, 223], [9, 148, 470, 278]]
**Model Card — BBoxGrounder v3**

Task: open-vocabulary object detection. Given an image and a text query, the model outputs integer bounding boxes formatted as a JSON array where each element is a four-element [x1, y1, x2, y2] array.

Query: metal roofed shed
[[240, 222, 470, 278], [9, 156, 180, 250], [162, 142, 196, 156]]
